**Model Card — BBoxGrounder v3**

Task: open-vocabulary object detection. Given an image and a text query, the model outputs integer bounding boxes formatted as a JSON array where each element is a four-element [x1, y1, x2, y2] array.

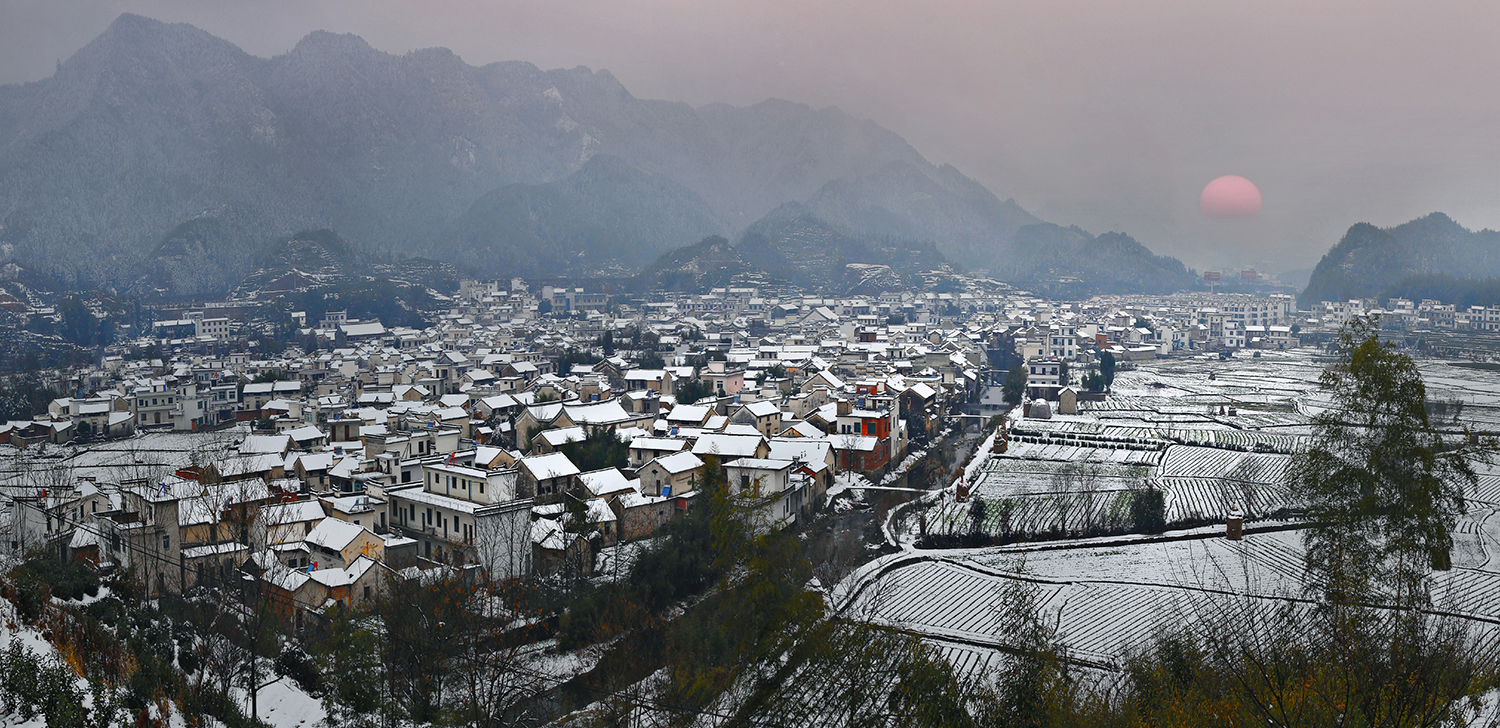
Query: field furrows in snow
[[1430, 569, 1500, 619], [933, 643, 1005, 680], [1471, 476, 1500, 505], [998, 442, 1164, 466], [1158, 477, 1292, 521], [1055, 585, 1186, 663], [1158, 446, 1290, 482], [1221, 536, 1307, 585]]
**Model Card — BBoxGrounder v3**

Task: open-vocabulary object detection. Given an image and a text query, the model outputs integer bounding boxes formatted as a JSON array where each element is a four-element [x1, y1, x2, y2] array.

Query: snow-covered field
[[849, 508, 1500, 669], [856, 348, 1500, 673]]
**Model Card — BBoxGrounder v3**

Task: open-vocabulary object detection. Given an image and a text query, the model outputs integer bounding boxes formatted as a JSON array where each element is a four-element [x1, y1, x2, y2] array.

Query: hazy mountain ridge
[[0, 13, 1193, 296], [1299, 213, 1500, 307], [635, 206, 953, 293], [425, 155, 726, 278], [996, 223, 1195, 295]]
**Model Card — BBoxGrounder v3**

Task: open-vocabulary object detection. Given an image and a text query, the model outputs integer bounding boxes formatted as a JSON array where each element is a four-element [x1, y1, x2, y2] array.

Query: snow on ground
[[0, 598, 93, 728], [516, 637, 610, 688], [594, 538, 660, 581], [826, 472, 872, 509], [852, 348, 1500, 674], [234, 677, 326, 728], [879, 448, 927, 486], [848, 519, 1500, 668]]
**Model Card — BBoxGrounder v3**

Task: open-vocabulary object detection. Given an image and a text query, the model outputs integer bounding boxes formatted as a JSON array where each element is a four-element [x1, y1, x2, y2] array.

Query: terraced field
[[1157, 476, 1292, 521], [849, 520, 1500, 669], [859, 348, 1500, 685]]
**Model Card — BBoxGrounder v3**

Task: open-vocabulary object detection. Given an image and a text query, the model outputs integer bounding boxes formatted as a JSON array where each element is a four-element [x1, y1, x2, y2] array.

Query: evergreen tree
[[1002, 365, 1028, 406], [1099, 350, 1116, 390], [1291, 317, 1481, 608], [314, 608, 384, 727]]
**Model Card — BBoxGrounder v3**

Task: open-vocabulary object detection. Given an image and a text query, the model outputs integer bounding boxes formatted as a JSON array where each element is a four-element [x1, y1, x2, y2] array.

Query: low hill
[[1300, 213, 1500, 307], [635, 206, 952, 293], [1000, 223, 1195, 295]]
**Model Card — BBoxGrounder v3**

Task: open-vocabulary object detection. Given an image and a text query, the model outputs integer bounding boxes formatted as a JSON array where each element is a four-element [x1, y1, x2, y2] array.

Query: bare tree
[[1049, 465, 1082, 534]]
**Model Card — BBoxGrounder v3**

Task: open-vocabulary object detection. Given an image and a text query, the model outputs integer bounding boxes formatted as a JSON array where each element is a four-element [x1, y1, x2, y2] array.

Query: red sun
[[1200, 175, 1262, 218]]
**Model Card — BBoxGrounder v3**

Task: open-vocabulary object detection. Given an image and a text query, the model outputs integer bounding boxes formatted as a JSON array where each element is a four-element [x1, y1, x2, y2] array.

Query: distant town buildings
[[7, 273, 1470, 629]]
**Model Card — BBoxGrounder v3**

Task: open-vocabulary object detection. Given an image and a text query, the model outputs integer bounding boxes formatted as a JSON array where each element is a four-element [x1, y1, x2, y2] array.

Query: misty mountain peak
[[0, 14, 1186, 296], [287, 29, 378, 60], [60, 13, 248, 81]]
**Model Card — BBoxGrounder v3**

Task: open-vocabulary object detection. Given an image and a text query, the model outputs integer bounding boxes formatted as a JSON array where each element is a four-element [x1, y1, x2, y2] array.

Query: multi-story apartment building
[[387, 458, 533, 578]]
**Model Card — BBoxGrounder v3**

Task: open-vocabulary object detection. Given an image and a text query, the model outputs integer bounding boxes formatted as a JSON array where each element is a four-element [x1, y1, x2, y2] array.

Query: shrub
[[85, 597, 124, 626], [1129, 486, 1167, 534], [13, 557, 98, 603], [0, 639, 88, 727], [276, 644, 322, 696]]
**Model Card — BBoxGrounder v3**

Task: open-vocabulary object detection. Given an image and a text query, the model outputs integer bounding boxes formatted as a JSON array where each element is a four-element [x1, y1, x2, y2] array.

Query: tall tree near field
[[1291, 317, 1481, 608], [314, 608, 385, 728], [1002, 365, 1028, 406]]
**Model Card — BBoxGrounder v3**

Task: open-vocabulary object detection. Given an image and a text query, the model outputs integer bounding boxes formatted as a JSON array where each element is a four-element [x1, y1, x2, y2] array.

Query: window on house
[[162, 535, 170, 549]]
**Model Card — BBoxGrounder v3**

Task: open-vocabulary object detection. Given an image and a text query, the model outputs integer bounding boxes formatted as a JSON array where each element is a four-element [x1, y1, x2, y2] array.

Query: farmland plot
[[1448, 508, 1499, 570], [1153, 446, 1294, 520], [1158, 445, 1290, 481], [1472, 474, 1500, 506], [853, 347, 1500, 683], [1157, 476, 1291, 521], [852, 560, 1066, 641], [961, 529, 1310, 594], [1001, 441, 1164, 466], [851, 519, 1500, 670], [923, 455, 1155, 536]]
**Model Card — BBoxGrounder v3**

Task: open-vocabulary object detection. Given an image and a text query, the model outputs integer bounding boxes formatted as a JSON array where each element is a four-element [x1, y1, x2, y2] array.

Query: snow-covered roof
[[294, 451, 335, 472], [304, 518, 368, 552], [692, 433, 765, 458], [520, 452, 580, 481], [586, 498, 616, 523], [531, 518, 568, 551], [742, 400, 780, 418], [562, 400, 632, 425], [650, 451, 705, 475], [239, 434, 290, 454], [538, 426, 587, 448], [666, 404, 713, 423], [630, 437, 688, 453], [831, 435, 879, 452], [768, 438, 832, 471], [578, 467, 637, 498], [389, 485, 479, 515], [724, 458, 794, 472], [309, 555, 376, 588], [181, 542, 249, 559], [906, 382, 937, 400]]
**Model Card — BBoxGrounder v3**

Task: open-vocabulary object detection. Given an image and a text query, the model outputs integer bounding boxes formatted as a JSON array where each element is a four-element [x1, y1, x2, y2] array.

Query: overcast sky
[[4, 0, 1499, 273]]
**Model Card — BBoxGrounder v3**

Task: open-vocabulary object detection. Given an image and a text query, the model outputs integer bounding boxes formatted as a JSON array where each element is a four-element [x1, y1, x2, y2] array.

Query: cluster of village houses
[[0, 277, 1419, 627]]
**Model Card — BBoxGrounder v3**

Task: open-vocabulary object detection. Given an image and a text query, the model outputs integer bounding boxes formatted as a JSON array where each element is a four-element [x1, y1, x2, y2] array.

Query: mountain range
[[0, 13, 1193, 296], [1299, 213, 1500, 307]]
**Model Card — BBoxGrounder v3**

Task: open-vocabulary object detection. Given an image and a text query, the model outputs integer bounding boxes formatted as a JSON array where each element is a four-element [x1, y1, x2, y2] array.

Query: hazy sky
[[4, 0, 1500, 274]]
